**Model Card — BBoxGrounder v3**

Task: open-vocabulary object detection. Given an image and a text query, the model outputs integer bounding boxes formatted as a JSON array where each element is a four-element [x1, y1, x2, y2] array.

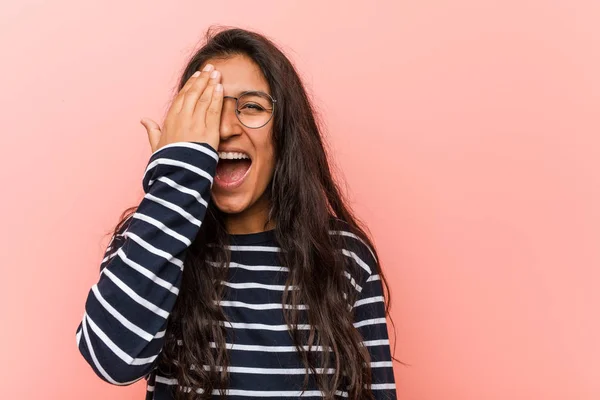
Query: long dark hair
[[112, 27, 394, 399]]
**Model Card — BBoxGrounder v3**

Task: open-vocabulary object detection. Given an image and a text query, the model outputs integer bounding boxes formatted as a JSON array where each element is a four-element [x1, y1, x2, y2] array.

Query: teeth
[[218, 152, 250, 160]]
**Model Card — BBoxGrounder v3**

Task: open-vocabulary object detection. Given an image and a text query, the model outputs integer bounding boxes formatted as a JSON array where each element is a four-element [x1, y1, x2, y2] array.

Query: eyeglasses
[[223, 91, 277, 129]]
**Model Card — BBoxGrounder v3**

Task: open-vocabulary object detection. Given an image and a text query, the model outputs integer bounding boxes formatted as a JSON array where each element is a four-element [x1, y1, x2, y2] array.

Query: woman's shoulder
[[328, 218, 379, 279]]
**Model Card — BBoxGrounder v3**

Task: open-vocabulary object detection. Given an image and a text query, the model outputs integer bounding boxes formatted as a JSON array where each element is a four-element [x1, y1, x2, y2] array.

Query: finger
[[140, 118, 161, 152], [169, 64, 214, 117], [204, 83, 224, 134], [179, 67, 216, 117], [190, 69, 220, 117]]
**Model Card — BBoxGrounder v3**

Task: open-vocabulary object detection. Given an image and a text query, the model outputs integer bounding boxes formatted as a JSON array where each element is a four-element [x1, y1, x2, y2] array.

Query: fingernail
[[192, 71, 200, 77], [215, 84, 223, 92], [203, 64, 214, 72], [210, 70, 219, 79]]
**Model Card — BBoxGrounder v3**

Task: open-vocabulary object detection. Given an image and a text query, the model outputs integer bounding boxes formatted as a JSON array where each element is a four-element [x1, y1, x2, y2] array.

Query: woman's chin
[[212, 195, 249, 215]]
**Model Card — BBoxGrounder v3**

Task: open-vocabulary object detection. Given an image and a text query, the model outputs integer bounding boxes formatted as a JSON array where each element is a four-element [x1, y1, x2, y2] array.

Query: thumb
[[140, 118, 162, 152]]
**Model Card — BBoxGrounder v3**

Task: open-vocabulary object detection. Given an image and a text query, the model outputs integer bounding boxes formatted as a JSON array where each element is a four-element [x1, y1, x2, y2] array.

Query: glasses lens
[[236, 92, 274, 128]]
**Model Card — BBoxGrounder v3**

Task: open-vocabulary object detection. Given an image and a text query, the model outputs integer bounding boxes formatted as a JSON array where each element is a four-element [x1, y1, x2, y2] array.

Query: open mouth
[[215, 152, 252, 189]]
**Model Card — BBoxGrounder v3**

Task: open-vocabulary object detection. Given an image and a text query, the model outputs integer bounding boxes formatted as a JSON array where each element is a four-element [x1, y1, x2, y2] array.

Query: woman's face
[[207, 55, 276, 222]]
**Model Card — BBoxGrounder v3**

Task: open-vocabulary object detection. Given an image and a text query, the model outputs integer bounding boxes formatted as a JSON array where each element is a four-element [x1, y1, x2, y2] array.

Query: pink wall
[[1, 1, 599, 399]]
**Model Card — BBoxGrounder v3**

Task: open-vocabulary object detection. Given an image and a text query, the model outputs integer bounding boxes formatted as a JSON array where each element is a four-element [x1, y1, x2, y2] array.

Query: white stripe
[[223, 389, 348, 398], [147, 176, 208, 208], [196, 362, 390, 374], [371, 383, 396, 390], [102, 269, 169, 318], [152, 378, 348, 398], [225, 245, 281, 252], [202, 362, 391, 374], [353, 317, 387, 328], [147, 385, 155, 392], [329, 230, 376, 260], [156, 330, 166, 339], [208, 342, 327, 352], [152, 378, 392, 395], [362, 339, 390, 347], [122, 232, 184, 270], [155, 376, 181, 386], [91, 285, 154, 341], [209, 261, 288, 272], [371, 361, 394, 368], [144, 193, 202, 227], [117, 232, 183, 276], [151, 141, 218, 161], [102, 251, 118, 264], [211, 262, 359, 292], [216, 300, 307, 310], [344, 271, 362, 292], [220, 281, 298, 291], [144, 158, 214, 184], [85, 313, 157, 366], [132, 212, 192, 246], [341, 249, 372, 275], [366, 274, 380, 282], [354, 295, 384, 308], [200, 365, 336, 375], [154, 376, 205, 394], [204, 340, 386, 352], [220, 321, 311, 331], [116, 249, 180, 294]]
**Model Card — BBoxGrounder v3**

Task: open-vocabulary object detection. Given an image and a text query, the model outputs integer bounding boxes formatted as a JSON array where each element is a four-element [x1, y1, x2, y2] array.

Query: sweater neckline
[[227, 229, 276, 245]]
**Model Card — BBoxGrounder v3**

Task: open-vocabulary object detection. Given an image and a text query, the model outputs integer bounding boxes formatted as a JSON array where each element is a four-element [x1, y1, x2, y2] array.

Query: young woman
[[76, 28, 397, 399]]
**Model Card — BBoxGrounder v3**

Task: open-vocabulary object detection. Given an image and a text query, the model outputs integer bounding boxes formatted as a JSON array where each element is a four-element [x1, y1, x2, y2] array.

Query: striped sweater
[[76, 142, 397, 399]]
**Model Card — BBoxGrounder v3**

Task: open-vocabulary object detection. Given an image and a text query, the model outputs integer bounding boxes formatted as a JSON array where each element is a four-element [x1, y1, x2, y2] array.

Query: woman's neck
[[224, 195, 275, 235]]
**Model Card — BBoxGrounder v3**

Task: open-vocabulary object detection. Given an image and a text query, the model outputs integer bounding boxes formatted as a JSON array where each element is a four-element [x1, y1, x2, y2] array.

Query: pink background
[[1, 1, 599, 399]]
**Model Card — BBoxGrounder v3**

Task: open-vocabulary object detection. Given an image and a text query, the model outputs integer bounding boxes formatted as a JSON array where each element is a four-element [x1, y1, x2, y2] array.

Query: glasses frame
[[223, 91, 277, 129]]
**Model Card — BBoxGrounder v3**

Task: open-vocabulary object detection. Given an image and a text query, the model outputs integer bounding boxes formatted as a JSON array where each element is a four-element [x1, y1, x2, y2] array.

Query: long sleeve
[[75, 142, 218, 385], [349, 237, 397, 399]]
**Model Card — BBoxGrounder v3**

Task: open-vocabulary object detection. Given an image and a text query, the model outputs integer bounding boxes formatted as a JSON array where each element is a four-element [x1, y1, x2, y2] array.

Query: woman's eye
[[240, 102, 265, 111]]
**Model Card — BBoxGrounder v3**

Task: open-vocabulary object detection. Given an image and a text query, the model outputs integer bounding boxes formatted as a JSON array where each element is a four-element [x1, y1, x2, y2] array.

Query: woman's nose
[[219, 98, 242, 140]]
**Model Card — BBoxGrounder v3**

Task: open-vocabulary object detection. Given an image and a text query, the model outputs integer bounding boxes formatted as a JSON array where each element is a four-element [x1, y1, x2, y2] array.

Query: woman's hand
[[140, 64, 223, 152]]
